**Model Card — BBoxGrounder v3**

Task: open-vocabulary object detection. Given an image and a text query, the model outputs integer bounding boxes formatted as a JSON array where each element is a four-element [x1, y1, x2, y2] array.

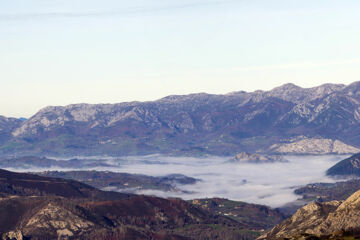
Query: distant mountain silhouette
[[2, 81, 360, 156]]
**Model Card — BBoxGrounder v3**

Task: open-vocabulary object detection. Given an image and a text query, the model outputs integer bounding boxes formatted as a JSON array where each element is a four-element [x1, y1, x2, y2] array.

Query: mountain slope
[[0, 116, 22, 144], [3, 81, 360, 156], [35, 170, 198, 193], [327, 152, 360, 177], [294, 179, 360, 203], [258, 189, 360, 239], [0, 168, 131, 200], [0, 169, 282, 240]]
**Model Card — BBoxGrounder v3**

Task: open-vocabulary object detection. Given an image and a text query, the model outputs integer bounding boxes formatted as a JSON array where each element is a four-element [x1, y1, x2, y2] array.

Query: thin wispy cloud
[[0, 0, 239, 21], [226, 59, 360, 73]]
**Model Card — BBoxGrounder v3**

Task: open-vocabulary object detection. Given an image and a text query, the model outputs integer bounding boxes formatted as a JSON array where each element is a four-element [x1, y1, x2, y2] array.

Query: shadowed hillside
[[0, 169, 284, 240]]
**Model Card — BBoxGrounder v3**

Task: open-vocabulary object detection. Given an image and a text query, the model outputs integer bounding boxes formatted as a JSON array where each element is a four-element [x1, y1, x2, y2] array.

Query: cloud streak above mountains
[[0, 0, 238, 21]]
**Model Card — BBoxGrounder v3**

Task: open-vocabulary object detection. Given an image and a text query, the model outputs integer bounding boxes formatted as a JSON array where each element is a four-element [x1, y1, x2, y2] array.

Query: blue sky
[[2, 0, 360, 117]]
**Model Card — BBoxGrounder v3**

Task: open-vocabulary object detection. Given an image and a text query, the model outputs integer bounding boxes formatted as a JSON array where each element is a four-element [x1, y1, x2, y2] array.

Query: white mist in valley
[[6, 154, 347, 207], [111, 154, 346, 207]]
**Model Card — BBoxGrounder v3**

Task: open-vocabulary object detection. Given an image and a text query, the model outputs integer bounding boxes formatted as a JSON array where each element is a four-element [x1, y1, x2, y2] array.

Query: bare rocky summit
[[232, 152, 286, 163], [269, 137, 360, 155], [258, 189, 360, 239]]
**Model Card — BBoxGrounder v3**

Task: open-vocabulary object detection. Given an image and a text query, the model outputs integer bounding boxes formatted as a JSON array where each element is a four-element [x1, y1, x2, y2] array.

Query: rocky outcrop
[[21, 202, 93, 239], [2, 230, 23, 240], [258, 189, 360, 239], [269, 137, 360, 155], [232, 152, 286, 163]]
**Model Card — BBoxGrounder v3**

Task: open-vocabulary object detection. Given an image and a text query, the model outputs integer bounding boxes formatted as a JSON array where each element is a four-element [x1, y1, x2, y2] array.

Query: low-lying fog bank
[[4, 154, 348, 207], [115, 155, 347, 207]]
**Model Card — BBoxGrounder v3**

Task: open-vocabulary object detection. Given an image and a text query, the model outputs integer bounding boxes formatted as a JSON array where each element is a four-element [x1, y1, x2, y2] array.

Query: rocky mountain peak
[[232, 152, 285, 163], [160, 93, 211, 102], [266, 83, 344, 104], [259, 188, 360, 239], [314, 83, 345, 94], [272, 83, 301, 91], [337, 190, 360, 211], [343, 80, 360, 96]]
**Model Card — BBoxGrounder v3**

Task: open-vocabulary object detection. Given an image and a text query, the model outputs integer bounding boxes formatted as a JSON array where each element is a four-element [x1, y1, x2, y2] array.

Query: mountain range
[[2, 81, 360, 156]]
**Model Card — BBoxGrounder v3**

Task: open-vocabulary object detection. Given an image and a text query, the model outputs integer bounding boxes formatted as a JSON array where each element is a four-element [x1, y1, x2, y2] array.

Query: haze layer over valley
[[1, 154, 347, 208], [109, 155, 349, 207]]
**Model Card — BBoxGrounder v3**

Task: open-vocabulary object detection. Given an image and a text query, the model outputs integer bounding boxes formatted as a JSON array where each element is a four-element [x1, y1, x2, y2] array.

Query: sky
[[1, 0, 360, 118]]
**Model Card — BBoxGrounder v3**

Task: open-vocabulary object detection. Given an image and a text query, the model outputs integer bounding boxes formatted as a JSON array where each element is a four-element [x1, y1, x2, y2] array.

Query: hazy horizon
[[2, 80, 359, 119], [2, 0, 360, 118]]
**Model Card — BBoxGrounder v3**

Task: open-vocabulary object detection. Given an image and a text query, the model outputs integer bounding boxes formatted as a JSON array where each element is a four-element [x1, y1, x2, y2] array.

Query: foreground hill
[[191, 198, 285, 230], [277, 178, 360, 215], [0, 155, 114, 169], [0, 169, 283, 240], [35, 170, 198, 193], [327, 152, 360, 177], [294, 179, 360, 203], [258, 189, 360, 239], [2, 82, 360, 156], [0, 155, 199, 193], [0, 168, 138, 202]]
